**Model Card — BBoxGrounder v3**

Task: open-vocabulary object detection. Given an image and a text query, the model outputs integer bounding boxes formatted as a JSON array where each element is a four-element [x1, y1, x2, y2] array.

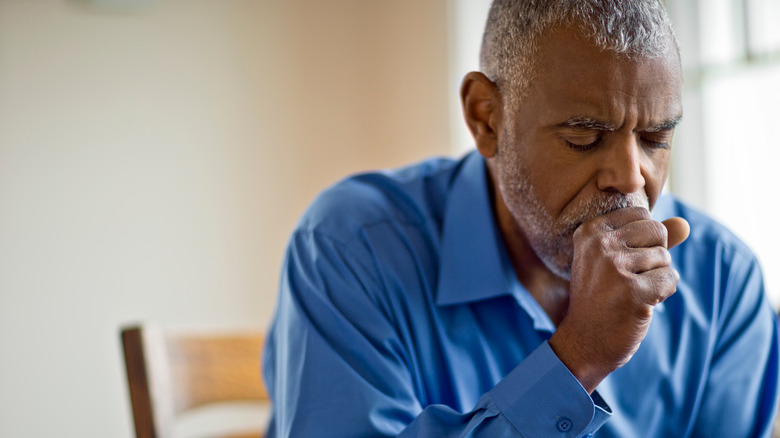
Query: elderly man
[[263, 1, 780, 436]]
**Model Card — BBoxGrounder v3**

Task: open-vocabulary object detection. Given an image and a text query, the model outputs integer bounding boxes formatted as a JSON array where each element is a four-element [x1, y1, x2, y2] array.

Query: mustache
[[559, 192, 649, 233]]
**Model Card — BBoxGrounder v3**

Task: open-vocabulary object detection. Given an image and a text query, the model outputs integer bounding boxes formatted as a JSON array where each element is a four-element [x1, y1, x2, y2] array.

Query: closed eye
[[638, 115, 681, 150], [563, 132, 601, 151], [642, 139, 670, 149], [640, 132, 673, 150], [565, 139, 600, 151]]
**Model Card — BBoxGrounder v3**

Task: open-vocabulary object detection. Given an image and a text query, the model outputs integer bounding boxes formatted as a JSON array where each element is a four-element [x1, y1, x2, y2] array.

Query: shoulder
[[284, 155, 469, 313], [295, 155, 466, 243]]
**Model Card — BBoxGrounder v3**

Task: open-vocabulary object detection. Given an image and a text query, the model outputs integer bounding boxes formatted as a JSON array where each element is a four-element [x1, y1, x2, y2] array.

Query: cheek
[[528, 169, 586, 215], [544, 155, 605, 205]]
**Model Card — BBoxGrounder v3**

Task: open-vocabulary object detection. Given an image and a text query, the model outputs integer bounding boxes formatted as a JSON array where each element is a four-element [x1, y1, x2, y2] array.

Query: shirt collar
[[435, 151, 511, 306]]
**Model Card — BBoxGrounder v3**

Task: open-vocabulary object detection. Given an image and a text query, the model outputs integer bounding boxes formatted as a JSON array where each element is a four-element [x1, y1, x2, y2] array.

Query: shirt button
[[556, 417, 572, 432]]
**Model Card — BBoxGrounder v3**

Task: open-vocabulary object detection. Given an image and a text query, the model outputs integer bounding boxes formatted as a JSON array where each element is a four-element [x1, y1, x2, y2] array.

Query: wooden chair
[[121, 324, 270, 438]]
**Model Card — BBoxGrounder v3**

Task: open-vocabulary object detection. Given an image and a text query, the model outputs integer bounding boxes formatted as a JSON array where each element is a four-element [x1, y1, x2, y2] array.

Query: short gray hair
[[480, 0, 678, 107]]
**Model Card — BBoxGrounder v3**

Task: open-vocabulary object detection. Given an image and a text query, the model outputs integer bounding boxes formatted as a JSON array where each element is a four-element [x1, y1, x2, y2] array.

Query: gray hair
[[480, 0, 678, 107]]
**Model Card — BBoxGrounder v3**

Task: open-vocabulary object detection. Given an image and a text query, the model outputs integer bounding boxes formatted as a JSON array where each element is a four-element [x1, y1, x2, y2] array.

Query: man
[[263, 1, 780, 436]]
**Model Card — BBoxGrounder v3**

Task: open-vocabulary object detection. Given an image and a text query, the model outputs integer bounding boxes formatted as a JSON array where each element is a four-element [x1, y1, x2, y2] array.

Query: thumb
[[662, 217, 690, 249]]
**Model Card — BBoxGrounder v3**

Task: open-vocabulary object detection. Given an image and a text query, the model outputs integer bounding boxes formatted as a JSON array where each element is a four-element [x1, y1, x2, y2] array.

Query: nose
[[596, 134, 646, 194]]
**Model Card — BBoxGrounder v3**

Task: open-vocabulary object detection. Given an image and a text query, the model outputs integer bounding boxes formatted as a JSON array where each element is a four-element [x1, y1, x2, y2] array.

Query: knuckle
[[654, 268, 680, 301], [577, 219, 603, 238], [614, 249, 634, 271], [654, 268, 674, 287], [573, 221, 597, 244], [572, 225, 586, 241], [627, 275, 651, 307], [625, 272, 644, 291], [631, 267, 680, 306], [656, 247, 672, 266], [647, 220, 667, 245], [598, 234, 613, 253], [671, 267, 680, 284], [657, 222, 669, 244]]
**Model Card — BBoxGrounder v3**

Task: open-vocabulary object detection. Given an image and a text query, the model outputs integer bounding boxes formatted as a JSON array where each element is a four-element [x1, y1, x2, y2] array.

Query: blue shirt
[[263, 151, 780, 437]]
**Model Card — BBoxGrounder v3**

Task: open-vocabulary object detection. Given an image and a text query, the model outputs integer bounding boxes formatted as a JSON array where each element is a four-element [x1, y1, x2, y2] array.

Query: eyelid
[[563, 136, 600, 151], [565, 140, 598, 151], [565, 133, 599, 141], [560, 129, 601, 151], [560, 128, 601, 141], [642, 138, 670, 149], [560, 126, 602, 135], [641, 130, 673, 144], [563, 135, 599, 146]]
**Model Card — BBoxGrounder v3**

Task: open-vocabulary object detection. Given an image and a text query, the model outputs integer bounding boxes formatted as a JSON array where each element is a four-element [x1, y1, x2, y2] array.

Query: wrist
[[548, 331, 610, 394]]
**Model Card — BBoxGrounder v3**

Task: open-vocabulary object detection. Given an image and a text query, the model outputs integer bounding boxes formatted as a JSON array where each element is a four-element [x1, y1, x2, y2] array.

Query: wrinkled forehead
[[515, 25, 683, 128], [525, 23, 682, 96]]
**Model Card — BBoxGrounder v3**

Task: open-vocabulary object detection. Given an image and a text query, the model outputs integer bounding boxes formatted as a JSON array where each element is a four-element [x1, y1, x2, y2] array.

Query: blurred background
[[0, 0, 777, 436]]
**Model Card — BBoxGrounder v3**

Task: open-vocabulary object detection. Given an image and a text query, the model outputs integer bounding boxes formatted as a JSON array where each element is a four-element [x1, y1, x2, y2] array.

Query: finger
[[662, 217, 690, 249], [635, 266, 680, 305], [581, 206, 651, 234], [623, 246, 672, 274], [599, 206, 651, 228], [614, 219, 667, 248]]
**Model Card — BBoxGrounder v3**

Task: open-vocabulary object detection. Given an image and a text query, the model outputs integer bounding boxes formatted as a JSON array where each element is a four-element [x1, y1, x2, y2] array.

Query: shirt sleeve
[[691, 247, 780, 437], [263, 230, 611, 437]]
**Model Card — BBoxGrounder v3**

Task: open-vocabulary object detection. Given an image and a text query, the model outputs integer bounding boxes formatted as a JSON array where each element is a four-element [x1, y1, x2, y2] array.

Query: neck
[[491, 176, 571, 326]]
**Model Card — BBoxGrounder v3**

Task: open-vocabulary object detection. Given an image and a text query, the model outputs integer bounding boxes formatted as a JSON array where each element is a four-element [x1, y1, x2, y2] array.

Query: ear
[[460, 72, 502, 158]]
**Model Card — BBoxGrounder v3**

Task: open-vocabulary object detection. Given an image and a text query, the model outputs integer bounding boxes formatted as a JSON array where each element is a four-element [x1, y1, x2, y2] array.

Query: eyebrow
[[557, 115, 684, 133], [557, 117, 617, 132], [641, 115, 683, 133]]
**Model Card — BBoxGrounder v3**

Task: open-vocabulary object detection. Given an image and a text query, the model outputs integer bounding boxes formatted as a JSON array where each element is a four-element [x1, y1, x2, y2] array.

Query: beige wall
[[0, 0, 450, 436]]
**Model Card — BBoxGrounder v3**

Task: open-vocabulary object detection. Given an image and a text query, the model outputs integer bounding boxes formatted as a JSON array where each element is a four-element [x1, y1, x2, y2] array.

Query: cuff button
[[556, 417, 573, 433]]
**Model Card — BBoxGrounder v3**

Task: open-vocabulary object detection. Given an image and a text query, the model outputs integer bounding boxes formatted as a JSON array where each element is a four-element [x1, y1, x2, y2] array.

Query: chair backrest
[[121, 324, 269, 438]]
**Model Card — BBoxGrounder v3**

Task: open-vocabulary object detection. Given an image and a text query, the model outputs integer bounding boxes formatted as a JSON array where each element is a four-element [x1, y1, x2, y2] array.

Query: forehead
[[522, 25, 682, 126]]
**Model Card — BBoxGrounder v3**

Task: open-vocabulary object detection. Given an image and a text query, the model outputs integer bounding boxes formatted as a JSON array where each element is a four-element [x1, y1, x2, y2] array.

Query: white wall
[[699, 66, 780, 308], [0, 0, 449, 436], [667, 0, 780, 308]]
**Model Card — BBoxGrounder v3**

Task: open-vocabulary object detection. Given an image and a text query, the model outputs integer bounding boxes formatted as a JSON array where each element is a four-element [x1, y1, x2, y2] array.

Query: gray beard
[[497, 153, 649, 281]]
